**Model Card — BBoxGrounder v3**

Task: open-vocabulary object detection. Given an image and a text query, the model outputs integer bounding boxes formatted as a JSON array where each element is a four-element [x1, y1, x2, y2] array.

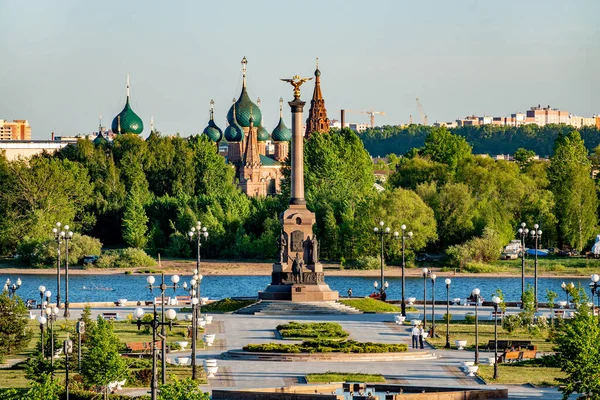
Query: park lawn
[[277, 322, 348, 340], [478, 364, 564, 386], [426, 322, 553, 352], [492, 256, 600, 276], [306, 372, 385, 383], [195, 298, 256, 313], [340, 298, 403, 313], [0, 368, 31, 388]]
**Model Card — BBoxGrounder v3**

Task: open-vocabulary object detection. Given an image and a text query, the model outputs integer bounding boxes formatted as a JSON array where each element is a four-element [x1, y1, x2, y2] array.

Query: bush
[[464, 314, 476, 324], [344, 256, 382, 270], [442, 313, 452, 322], [95, 248, 156, 269], [164, 232, 192, 258], [16, 234, 102, 267], [502, 314, 521, 334], [277, 322, 348, 339], [446, 228, 502, 268], [243, 339, 407, 354], [462, 262, 495, 273]]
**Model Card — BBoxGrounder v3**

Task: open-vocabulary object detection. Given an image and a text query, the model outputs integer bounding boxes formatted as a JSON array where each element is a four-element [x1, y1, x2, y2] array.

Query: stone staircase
[[234, 300, 362, 315]]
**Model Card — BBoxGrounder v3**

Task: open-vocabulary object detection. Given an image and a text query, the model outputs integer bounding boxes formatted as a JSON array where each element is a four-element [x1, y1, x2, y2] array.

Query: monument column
[[289, 98, 306, 205]]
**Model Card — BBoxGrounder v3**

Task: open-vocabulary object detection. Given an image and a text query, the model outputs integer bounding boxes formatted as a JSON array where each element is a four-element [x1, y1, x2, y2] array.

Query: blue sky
[[0, 0, 598, 139]]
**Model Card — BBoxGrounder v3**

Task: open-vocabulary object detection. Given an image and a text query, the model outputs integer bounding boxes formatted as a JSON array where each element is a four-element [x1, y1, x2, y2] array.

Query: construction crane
[[345, 109, 386, 128], [415, 98, 428, 126]]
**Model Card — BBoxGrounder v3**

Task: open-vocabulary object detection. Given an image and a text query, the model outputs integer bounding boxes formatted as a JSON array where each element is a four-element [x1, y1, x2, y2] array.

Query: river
[[1, 273, 593, 304]]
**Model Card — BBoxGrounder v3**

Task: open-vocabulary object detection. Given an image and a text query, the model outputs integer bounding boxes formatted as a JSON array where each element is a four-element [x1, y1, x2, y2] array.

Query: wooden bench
[[102, 312, 119, 320], [145, 300, 153, 306], [176, 296, 191, 305], [126, 342, 148, 354], [485, 340, 510, 351], [520, 350, 537, 360], [154, 297, 169, 305], [511, 340, 532, 349], [489, 311, 505, 320], [503, 350, 521, 363]]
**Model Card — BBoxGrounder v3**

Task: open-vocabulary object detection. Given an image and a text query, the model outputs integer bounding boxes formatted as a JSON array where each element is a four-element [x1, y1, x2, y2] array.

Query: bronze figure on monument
[[278, 231, 287, 264], [290, 253, 304, 284]]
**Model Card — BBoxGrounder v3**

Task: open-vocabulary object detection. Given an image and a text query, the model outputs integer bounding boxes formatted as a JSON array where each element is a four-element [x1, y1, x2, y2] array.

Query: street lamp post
[[530, 225, 542, 310], [421, 268, 428, 330], [38, 286, 46, 316], [590, 274, 599, 317], [188, 223, 208, 324], [373, 221, 391, 296], [37, 315, 47, 357], [393, 226, 413, 316], [76, 320, 85, 373], [146, 273, 180, 385], [63, 335, 73, 399], [492, 295, 502, 380], [45, 306, 59, 373], [133, 307, 177, 400], [52, 222, 62, 309], [62, 226, 73, 318], [4, 278, 22, 297], [517, 223, 529, 308], [444, 278, 451, 348], [190, 295, 199, 380], [472, 288, 481, 364], [430, 274, 437, 338]]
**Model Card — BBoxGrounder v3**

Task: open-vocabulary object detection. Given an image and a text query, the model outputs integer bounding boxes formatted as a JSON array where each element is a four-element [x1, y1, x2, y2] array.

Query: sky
[[0, 0, 598, 139]]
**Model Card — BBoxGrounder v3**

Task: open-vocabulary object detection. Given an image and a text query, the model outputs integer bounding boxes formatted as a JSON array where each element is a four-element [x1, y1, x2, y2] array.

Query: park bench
[[485, 340, 510, 351], [520, 350, 537, 360], [511, 340, 532, 349], [489, 310, 505, 320], [126, 342, 148, 353], [503, 351, 521, 363], [102, 312, 119, 320], [176, 296, 191, 305]]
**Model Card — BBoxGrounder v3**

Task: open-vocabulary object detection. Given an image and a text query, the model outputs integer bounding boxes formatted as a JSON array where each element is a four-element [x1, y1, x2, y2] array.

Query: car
[[83, 255, 99, 265]]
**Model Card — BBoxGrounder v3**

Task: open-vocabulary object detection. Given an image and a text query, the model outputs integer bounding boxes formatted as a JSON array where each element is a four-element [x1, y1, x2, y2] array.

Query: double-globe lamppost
[[52, 222, 74, 316], [471, 288, 481, 364], [183, 271, 203, 381], [517, 223, 529, 307], [133, 306, 177, 400], [561, 281, 574, 307], [146, 273, 180, 385], [529, 225, 542, 310], [373, 221, 391, 297], [444, 278, 451, 348], [421, 268, 428, 330], [492, 295, 503, 380], [393, 226, 413, 316], [4, 278, 22, 297], [430, 273, 437, 338], [45, 306, 59, 373]]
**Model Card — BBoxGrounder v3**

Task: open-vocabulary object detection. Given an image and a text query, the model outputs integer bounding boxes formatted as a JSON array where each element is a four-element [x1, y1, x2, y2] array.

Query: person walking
[[347, 288, 353, 298], [411, 324, 420, 349], [419, 324, 425, 349]]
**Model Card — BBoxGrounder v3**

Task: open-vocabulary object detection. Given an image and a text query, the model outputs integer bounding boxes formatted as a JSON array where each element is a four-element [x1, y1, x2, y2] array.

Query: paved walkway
[[69, 305, 574, 399]]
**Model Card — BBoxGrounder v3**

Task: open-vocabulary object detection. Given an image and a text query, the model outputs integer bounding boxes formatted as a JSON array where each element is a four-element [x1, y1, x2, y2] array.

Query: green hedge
[[243, 339, 407, 354], [276, 322, 348, 339]]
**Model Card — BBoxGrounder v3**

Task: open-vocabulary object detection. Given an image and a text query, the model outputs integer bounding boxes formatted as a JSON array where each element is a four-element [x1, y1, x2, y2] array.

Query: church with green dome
[[111, 75, 144, 135], [202, 57, 291, 197]]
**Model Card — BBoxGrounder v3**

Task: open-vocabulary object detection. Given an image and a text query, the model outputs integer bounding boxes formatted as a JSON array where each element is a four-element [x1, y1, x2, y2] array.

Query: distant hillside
[[358, 124, 600, 157]]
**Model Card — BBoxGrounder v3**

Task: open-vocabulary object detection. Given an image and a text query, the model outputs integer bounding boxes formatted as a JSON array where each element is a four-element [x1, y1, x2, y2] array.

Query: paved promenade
[[75, 304, 575, 400]]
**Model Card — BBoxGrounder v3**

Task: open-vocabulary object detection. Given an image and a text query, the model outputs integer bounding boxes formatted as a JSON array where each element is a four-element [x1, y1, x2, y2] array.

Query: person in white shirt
[[419, 325, 425, 349], [411, 325, 420, 349]]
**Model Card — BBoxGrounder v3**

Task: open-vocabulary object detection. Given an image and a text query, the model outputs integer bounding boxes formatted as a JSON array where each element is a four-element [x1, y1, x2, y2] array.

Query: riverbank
[[0, 258, 596, 279]]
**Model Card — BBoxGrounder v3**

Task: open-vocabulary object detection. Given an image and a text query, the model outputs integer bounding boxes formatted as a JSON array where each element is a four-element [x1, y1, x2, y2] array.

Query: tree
[[81, 316, 127, 395], [158, 377, 210, 400], [513, 147, 536, 168], [0, 293, 32, 362], [549, 131, 598, 250], [421, 127, 472, 170], [122, 186, 149, 249], [554, 305, 600, 399]]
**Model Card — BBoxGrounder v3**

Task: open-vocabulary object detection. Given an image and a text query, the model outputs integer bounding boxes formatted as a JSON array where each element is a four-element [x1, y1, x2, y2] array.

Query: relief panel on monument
[[290, 230, 304, 252]]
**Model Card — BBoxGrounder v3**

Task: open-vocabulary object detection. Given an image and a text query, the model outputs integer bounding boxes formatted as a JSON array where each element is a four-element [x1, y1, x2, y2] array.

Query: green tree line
[[0, 126, 597, 266], [359, 124, 600, 157]]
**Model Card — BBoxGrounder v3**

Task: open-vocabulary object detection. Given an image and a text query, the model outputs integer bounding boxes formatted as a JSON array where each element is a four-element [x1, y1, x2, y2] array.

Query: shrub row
[[276, 321, 348, 339], [243, 339, 407, 354]]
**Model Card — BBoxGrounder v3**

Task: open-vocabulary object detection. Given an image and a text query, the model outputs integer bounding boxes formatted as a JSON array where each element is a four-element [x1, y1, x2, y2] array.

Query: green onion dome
[[93, 134, 108, 145], [203, 119, 223, 142], [224, 103, 244, 142], [257, 125, 269, 141], [226, 86, 262, 128], [111, 97, 143, 135], [272, 117, 292, 142]]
